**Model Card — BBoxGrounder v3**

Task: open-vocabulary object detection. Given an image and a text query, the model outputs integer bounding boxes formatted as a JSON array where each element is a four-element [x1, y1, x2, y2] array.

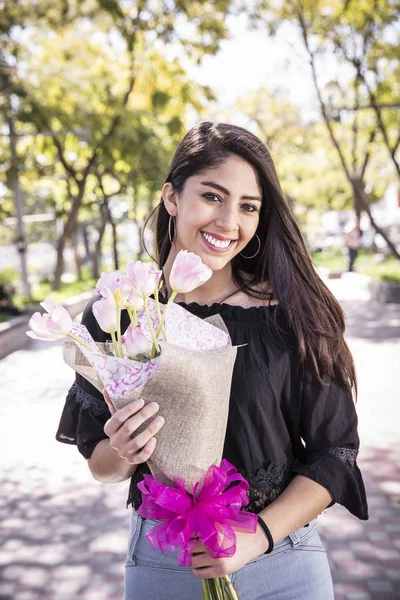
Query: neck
[[162, 248, 236, 306]]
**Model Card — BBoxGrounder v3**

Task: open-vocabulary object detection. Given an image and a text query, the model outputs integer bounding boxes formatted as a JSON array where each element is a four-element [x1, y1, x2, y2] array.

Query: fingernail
[[154, 416, 164, 426], [135, 398, 145, 407]]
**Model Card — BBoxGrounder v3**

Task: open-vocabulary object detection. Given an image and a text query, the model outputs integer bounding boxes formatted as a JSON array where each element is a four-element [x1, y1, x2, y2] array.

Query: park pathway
[[0, 284, 399, 599]]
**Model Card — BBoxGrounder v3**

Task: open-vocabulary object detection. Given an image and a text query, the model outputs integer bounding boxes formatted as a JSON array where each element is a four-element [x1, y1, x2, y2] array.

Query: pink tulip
[[26, 298, 72, 341], [122, 277, 144, 312], [122, 324, 151, 358], [96, 271, 131, 306], [169, 250, 212, 294], [126, 261, 162, 298], [92, 296, 118, 333]]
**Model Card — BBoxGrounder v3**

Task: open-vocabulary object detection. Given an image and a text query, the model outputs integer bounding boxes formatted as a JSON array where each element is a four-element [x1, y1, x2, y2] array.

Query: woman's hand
[[103, 390, 165, 465], [191, 528, 269, 579]]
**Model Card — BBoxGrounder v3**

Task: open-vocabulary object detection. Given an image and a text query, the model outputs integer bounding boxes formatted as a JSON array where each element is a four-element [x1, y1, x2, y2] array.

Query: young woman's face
[[163, 154, 263, 272]]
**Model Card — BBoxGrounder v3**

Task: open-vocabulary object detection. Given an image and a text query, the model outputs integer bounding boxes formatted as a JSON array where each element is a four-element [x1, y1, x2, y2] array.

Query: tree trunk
[[53, 184, 85, 290], [54, 229, 68, 291], [93, 203, 108, 279], [106, 203, 119, 270], [351, 177, 400, 259], [81, 224, 91, 264], [73, 228, 83, 282]]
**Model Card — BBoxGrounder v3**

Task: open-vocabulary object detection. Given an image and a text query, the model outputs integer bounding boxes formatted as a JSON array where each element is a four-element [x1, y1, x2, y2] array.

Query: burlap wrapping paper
[[62, 314, 239, 493]]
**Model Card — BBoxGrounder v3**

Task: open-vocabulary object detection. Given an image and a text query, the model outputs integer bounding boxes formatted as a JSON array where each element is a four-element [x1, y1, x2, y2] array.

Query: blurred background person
[[344, 218, 362, 272]]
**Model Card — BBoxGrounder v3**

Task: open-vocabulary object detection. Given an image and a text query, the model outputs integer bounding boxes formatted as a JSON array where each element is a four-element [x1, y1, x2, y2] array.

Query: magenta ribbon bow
[[137, 459, 258, 566]]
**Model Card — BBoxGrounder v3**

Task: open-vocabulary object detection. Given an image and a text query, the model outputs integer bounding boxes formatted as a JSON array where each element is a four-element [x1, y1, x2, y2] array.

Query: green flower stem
[[128, 308, 137, 327], [203, 576, 239, 600], [116, 305, 124, 357], [222, 576, 240, 600], [203, 580, 215, 600], [154, 285, 166, 338], [143, 296, 160, 359], [207, 578, 221, 600], [110, 331, 120, 358], [214, 578, 224, 597], [156, 290, 177, 339], [67, 334, 93, 352], [201, 580, 209, 600]]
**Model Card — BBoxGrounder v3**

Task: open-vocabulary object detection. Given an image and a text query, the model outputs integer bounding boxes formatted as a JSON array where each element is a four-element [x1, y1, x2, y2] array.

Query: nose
[[214, 203, 239, 234]]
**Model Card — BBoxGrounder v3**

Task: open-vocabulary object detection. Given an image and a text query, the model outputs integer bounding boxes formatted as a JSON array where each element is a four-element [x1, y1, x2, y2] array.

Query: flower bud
[[26, 298, 72, 341], [170, 250, 212, 294], [126, 261, 162, 298], [92, 296, 118, 333], [122, 324, 151, 358]]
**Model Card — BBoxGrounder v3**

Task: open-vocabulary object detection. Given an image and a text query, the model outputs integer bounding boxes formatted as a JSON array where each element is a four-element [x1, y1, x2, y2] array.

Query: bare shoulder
[[226, 283, 279, 308]]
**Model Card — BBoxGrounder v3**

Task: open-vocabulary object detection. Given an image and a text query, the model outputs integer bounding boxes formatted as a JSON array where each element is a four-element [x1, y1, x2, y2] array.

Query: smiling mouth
[[201, 232, 237, 249]]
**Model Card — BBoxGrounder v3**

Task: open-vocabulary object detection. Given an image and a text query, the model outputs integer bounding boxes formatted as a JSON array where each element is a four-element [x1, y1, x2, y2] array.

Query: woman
[[56, 122, 368, 599], [345, 218, 362, 272]]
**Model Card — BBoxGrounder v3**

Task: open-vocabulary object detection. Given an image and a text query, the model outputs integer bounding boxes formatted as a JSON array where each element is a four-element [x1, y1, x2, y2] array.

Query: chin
[[199, 253, 232, 272]]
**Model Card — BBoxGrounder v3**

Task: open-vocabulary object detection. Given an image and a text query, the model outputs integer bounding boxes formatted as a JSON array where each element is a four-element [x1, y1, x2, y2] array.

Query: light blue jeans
[[125, 511, 334, 600]]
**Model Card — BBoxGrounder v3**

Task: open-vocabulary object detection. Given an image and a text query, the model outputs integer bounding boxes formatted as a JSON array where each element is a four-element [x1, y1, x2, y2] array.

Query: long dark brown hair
[[143, 121, 357, 395]]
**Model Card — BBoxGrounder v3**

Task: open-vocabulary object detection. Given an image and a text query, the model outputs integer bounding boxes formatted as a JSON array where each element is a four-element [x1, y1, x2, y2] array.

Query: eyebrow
[[200, 181, 262, 202]]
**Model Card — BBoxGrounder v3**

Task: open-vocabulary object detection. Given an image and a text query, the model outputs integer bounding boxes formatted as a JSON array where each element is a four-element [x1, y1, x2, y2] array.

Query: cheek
[[178, 207, 211, 233], [241, 218, 259, 242]]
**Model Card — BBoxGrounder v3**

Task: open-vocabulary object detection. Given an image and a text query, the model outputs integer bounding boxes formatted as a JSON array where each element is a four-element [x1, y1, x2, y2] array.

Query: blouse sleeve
[[292, 368, 369, 520], [55, 298, 110, 459]]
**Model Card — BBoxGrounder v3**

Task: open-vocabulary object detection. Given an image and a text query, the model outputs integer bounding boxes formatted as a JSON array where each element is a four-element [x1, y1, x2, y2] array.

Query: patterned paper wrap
[[62, 300, 238, 493]]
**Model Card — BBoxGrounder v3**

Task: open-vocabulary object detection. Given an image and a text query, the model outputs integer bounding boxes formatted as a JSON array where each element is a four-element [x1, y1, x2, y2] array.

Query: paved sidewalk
[[0, 290, 399, 599], [318, 278, 400, 599]]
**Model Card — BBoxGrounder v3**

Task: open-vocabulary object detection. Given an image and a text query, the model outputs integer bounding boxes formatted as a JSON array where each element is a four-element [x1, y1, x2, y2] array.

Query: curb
[[318, 268, 400, 303], [0, 291, 94, 361], [368, 278, 400, 303]]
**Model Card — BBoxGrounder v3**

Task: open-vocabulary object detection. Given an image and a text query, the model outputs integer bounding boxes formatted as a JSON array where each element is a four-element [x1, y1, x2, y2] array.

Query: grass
[[14, 278, 96, 308], [360, 258, 400, 284], [312, 249, 400, 283]]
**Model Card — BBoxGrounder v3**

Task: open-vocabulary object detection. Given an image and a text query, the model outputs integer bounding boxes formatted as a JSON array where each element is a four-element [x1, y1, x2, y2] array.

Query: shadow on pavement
[[0, 466, 129, 600], [319, 442, 400, 600], [341, 301, 400, 342]]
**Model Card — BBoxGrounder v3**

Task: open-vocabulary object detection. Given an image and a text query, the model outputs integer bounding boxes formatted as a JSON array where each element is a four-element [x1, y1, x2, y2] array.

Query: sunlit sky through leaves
[[156, 14, 334, 122]]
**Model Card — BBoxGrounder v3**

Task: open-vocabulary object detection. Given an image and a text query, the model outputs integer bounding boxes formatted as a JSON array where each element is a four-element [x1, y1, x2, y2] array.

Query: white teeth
[[202, 232, 231, 249]]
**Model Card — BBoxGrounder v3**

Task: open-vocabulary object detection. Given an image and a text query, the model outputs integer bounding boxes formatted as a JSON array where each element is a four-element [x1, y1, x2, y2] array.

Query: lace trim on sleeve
[[238, 462, 294, 514], [327, 446, 358, 467], [72, 381, 109, 417]]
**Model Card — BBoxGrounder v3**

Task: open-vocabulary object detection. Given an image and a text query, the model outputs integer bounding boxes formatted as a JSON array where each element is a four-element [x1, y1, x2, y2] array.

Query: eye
[[202, 192, 221, 202], [241, 204, 258, 213]]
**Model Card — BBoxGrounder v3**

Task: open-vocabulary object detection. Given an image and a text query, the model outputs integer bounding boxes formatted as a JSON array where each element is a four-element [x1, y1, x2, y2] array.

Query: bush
[[0, 267, 20, 287]]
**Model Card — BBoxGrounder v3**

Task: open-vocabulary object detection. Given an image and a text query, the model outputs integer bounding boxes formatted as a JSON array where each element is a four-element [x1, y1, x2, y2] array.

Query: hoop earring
[[168, 216, 176, 244], [240, 234, 261, 259]]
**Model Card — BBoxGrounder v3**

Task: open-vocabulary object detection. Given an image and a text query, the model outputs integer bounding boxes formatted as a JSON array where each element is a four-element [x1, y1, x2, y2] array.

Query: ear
[[162, 182, 178, 217]]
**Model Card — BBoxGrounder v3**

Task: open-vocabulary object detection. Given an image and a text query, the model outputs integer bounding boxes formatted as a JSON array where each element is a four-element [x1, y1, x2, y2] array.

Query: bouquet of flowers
[[27, 250, 257, 599]]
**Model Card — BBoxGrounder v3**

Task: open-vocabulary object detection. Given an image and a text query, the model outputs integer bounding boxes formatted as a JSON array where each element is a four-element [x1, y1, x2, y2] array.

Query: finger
[[192, 540, 207, 554], [128, 435, 157, 464], [192, 567, 217, 580], [103, 389, 116, 415], [191, 553, 216, 569], [104, 398, 146, 437], [114, 401, 160, 440], [127, 415, 165, 456]]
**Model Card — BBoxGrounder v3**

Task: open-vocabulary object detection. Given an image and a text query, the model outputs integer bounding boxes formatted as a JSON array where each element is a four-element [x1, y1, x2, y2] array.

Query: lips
[[201, 232, 237, 249]]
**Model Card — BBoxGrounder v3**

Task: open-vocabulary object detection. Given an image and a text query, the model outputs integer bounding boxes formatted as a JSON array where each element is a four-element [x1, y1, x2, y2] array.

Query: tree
[[251, 0, 400, 258], [1, 0, 236, 288], [234, 87, 353, 214]]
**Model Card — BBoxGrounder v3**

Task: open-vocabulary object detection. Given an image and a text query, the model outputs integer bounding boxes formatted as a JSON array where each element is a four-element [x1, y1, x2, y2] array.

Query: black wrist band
[[257, 516, 274, 554]]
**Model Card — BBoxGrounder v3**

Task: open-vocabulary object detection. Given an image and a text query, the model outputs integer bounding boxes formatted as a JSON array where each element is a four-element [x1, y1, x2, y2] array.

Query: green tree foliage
[[235, 87, 353, 213], [1, 0, 236, 287], [250, 0, 400, 257]]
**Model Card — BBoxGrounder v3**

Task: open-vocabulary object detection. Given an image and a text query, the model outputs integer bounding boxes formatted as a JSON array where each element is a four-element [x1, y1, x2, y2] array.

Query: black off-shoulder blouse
[[56, 297, 369, 520]]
